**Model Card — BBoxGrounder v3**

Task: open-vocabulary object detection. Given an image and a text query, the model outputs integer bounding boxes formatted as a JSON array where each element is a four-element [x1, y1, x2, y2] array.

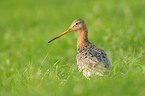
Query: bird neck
[[77, 29, 89, 52]]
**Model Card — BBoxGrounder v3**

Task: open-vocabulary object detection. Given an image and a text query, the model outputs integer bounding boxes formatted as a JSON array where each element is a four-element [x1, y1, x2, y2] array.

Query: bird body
[[48, 19, 111, 78], [76, 41, 111, 77]]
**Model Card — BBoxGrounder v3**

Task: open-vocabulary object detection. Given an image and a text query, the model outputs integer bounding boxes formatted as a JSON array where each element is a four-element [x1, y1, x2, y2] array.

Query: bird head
[[48, 19, 87, 43]]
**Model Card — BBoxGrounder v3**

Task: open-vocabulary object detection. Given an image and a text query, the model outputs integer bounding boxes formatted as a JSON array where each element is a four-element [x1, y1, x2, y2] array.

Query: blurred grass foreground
[[0, 0, 145, 96]]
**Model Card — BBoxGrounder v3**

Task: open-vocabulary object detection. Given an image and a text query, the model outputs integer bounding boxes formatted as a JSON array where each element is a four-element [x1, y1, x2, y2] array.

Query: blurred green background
[[0, 0, 145, 96]]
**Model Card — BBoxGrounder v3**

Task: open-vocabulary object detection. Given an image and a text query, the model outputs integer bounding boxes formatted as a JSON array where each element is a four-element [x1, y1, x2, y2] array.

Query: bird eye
[[75, 22, 79, 25]]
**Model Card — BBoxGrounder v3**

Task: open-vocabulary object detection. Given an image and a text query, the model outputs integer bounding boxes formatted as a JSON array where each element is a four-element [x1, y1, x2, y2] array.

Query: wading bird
[[48, 19, 111, 78]]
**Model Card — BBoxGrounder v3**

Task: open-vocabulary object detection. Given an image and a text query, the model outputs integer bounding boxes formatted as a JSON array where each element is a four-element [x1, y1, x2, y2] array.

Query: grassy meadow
[[0, 0, 145, 96]]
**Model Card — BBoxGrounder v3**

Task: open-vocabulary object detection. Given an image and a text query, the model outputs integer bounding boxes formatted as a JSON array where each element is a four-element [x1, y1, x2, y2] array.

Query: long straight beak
[[48, 28, 72, 43]]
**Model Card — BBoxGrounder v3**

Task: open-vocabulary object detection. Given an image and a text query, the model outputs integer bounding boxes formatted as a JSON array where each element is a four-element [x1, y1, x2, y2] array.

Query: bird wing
[[76, 45, 111, 75]]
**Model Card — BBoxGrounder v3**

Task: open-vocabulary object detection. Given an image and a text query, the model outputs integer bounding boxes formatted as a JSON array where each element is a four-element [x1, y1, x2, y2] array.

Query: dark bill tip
[[48, 37, 57, 43]]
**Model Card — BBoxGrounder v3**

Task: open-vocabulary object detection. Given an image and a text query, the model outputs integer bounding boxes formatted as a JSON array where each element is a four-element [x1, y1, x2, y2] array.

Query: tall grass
[[0, 0, 145, 96]]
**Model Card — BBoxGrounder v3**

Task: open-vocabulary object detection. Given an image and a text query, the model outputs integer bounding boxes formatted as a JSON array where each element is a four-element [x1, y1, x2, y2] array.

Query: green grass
[[0, 0, 145, 96]]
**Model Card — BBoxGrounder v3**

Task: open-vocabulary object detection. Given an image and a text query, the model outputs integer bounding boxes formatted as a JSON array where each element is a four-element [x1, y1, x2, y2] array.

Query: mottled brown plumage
[[48, 19, 111, 78]]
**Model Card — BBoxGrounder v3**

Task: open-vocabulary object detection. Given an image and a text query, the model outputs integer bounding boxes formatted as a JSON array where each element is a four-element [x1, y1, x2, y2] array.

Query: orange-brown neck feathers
[[77, 24, 89, 52]]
